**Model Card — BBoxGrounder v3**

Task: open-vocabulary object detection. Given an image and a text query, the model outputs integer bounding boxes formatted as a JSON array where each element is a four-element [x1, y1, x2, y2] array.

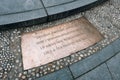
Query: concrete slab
[[107, 52, 120, 80], [0, 9, 47, 29], [44, 0, 98, 20], [0, 0, 47, 29], [0, 0, 107, 29], [0, 0, 42, 15], [36, 68, 73, 80], [70, 44, 115, 78], [76, 64, 112, 80], [111, 38, 120, 53], [41, 0, 74, 7]]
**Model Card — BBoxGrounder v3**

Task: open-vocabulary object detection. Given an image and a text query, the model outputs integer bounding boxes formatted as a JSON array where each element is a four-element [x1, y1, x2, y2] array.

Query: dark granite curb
[[0, 0, 108, 30], [69, 38, 120, 78]]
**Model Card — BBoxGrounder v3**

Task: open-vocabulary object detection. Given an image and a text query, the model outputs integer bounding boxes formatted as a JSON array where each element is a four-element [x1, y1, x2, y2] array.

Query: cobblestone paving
[[0, 0, 120, 80]]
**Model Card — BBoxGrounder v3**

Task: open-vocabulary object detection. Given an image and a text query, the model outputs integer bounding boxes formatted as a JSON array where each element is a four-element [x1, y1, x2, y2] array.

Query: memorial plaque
[[21, 17, 103, 70]]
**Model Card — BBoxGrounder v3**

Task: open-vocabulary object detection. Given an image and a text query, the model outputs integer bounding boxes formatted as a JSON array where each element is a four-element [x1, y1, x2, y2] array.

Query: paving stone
[[35, 67, 73, 80], [70, 44, 115, 78], [0, 9, 47, 29], [0, 0, 107, 29], [0, 0, 47, 29], [111, 38, 120, 53], [45, 0, 98, 21], [42, 0, 74, 7], [76, 64, 112, 80], [45, 0, 97, 14], [0, 0, 42, 15], [106, 52, 120, 80]]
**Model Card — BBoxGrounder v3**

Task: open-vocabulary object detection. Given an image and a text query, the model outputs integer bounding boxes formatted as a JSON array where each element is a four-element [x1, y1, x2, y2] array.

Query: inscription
[[21, 17, 103, 70]]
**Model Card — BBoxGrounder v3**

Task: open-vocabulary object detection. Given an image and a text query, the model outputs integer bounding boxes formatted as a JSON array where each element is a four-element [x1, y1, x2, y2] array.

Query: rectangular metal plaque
[[21, 17, 103, 70]]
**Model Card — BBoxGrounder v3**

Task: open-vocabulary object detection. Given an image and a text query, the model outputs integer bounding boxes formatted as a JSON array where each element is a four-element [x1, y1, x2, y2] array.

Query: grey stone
[[44, 0, 98, 20], [111, 38, 120, 53], [70, 44, 115, 78], [45, 0, 98, 14], [0, 0, 42, 15], [42, 0, 74, 7], [0, 0, 108, 29], [0, 9, 46, 25], [106, 52, 120, 80], [0, 9, 47, 29], [76, 64, 112, 80], [36, 67, 73, 80], [0, 0, 47, 29]]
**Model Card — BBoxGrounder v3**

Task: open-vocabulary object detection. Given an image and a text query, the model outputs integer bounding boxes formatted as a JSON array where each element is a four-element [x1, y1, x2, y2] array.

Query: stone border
[[70, 38, 120, 78], [0, 0, 108, 30]]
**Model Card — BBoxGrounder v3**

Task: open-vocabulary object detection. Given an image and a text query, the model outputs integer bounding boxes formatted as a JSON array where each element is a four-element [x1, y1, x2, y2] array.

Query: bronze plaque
[[21, 17, 103, 70]]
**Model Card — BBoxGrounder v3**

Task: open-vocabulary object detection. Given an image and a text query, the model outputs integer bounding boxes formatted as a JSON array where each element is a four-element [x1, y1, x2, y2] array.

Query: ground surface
[[0, 0, 101, 29], [0, 0, 120, 80]]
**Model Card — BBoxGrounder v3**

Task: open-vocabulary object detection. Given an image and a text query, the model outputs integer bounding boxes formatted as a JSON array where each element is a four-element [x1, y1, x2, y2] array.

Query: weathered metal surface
[[21, 17, 103, 70]]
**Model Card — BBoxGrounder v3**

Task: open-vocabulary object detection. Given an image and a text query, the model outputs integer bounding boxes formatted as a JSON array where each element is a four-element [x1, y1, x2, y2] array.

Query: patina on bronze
[[21, 17, 103, 70]]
